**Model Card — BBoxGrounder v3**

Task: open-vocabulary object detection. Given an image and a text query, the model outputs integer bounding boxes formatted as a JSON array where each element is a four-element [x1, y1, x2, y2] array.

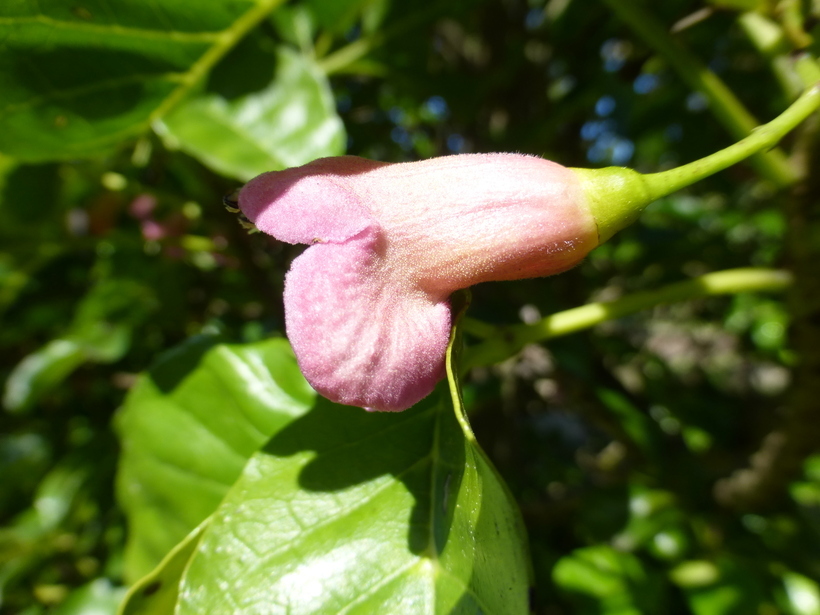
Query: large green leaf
[[115, 335, 315, 581], [173, 303, 532, 614], [0, 0, 284, 160], [156, 45, 345, 181]]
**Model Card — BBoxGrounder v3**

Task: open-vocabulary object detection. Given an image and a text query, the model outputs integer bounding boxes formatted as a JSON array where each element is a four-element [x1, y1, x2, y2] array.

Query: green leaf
[[307, 0, 371, 32], [115, 335, 315, 581], [175, 299, 532, 614], [119, 523, 207, 615], [0, 0, 285, 161], [155, 46, 345, 181], [2, 339, 87, 413], [3, 278, 156, 413], [670, 558, 768, 615], [553, 545, 667, 615], [781, 571, 820, 615], [705, 0, 762, 10], [51, 579, 126, 615]]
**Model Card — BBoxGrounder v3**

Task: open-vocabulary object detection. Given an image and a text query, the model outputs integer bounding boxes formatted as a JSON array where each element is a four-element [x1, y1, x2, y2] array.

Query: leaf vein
[[335, 559, 422, 615], [232, 453, 433, 565]]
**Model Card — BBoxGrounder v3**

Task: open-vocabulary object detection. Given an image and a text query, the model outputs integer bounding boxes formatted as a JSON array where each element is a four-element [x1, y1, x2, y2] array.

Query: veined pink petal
[[284, 230, 451, 412], [239, 153, 598, 411], [239, 157, 385, 245], [337, 154, 596, 294]]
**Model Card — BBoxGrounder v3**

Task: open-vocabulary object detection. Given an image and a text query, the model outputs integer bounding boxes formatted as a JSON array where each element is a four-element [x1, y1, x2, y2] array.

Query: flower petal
[[357, 154, 597, 292], [284, 230, 451, 412], [238, 157, 385, 245]]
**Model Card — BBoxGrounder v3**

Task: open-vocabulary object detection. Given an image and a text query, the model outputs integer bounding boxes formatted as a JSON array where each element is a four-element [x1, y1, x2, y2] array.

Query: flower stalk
[[600, 0, 797, 187], [576, 82, 820, 242], [463, 268, 793, 371]]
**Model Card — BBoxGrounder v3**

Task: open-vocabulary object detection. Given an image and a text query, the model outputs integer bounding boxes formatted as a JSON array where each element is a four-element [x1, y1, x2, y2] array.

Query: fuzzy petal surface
[[238, 157, 385, 245], [239, 153, 598, 411], [283, 230, 451, 412]]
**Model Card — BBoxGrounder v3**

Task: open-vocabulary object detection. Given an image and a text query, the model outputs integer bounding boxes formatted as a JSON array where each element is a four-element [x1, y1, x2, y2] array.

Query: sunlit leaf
[[307, 0, 370, 32], [175, 300, 532, 614], [155, 46, 345, 181], [115, 335, 315, 581], [0, 0, 285, 160], [781, 571, 820, 615]]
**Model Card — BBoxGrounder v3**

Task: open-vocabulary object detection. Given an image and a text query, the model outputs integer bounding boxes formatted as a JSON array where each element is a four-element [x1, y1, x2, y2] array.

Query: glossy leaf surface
[[156, 46, 345, 181], [116, 335, 314, 581], [176, 314, 532, 614], [0, 0, 284, 160]]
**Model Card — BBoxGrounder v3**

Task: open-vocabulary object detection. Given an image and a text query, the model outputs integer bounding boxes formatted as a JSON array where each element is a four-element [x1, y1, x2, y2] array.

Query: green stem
[[150, 0, 286, 123], [641, 82, 820, 199], [462, 268, 793, 371], [575, 82, 820, 242], [601, 0, 796, 187]]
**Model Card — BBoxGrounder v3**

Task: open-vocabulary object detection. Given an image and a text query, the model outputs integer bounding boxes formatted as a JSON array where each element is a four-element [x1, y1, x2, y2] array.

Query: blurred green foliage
[[2, 0, 820, 613]]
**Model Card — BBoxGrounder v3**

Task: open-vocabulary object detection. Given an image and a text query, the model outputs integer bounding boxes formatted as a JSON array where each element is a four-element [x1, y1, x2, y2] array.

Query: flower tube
[[239, 154, 598, 411]]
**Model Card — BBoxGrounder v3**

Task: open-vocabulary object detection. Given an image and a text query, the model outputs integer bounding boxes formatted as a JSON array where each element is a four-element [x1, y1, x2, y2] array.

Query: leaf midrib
[[0, 0, 289, 151], [148, 0, 287, 126]]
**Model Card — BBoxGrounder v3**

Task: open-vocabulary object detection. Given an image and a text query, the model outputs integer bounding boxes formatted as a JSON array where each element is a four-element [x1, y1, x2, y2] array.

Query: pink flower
[[238, 154, 598, 412]]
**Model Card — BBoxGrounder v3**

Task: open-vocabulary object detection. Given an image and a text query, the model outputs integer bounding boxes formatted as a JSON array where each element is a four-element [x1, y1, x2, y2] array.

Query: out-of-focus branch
[[318, 5, 441, 75], [463, 268, 793, 371], [714, 114, 820, 511], [600, 0, 797, 188]]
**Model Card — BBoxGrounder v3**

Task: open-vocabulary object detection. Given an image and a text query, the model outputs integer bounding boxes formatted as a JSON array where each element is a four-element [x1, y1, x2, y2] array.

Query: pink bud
[[239, 154, 598, 411]]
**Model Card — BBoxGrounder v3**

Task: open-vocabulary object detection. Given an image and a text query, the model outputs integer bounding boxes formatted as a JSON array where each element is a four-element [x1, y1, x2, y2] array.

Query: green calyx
[[572, 82, 820, 246], [571, 167, 653, 243]]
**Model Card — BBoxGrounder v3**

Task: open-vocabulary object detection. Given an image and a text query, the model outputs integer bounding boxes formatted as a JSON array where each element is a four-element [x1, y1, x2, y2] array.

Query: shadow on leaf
[[263, 386, 466, 555]]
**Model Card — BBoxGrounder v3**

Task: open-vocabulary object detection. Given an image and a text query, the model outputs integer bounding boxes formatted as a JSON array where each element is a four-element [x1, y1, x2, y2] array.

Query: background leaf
[[553, 545, 667, 614], [51, 579, 125, 615], [306, 0, 371, 32], [0, 0, 284, 160], [156, 46, 345, 181], [115, 335, 314, 581], [2, 278, 156, 413], [118, 523, 206, 615]]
